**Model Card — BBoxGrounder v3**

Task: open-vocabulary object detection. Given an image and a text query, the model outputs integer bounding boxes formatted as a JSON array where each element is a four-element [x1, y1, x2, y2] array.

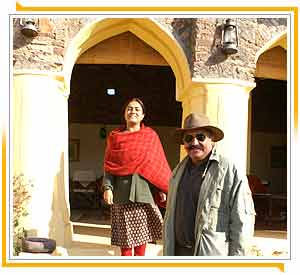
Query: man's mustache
[[187, 144, 203, 151]]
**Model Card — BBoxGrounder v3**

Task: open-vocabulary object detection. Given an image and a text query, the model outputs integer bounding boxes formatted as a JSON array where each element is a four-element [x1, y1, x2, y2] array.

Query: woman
[[103, 98, 171, 256]]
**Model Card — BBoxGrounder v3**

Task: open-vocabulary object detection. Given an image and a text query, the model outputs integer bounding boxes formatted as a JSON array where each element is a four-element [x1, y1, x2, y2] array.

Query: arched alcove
[[255, 31, 287, 81], [249, 31, 287, 230]]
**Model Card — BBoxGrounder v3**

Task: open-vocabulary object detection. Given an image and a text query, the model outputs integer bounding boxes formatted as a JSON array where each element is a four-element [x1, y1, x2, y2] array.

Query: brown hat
[[175, 113, 224, 143]]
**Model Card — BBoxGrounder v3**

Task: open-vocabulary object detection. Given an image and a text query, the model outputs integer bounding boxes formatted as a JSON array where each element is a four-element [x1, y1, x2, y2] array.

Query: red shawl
[[103, 125, 171, 193]]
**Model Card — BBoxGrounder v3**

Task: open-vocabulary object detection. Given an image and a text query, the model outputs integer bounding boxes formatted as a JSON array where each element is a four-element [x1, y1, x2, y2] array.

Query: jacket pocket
[[210, 186, 223, 208], [208, 187, 228, 232], [208, 207, 227, 232]]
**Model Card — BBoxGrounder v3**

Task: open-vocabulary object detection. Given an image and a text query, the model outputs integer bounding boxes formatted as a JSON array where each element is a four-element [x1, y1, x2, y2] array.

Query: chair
[[69, 170, 99, 209], [247, 174, 269, 194], [247, 175, 271, 224]]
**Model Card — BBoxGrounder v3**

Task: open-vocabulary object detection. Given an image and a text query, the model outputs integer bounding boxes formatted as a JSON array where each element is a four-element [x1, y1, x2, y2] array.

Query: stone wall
[[13, 17, 95, 72], [155, 18, 195, 73], [192, 18, 287, 82], [13, 17, 287, 82]]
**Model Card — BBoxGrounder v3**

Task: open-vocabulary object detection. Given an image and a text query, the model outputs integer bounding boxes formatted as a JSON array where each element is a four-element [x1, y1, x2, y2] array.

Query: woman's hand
[[154, 192, 167, 208], [103, 189, 113, 205], [158, 192, 167, 202]]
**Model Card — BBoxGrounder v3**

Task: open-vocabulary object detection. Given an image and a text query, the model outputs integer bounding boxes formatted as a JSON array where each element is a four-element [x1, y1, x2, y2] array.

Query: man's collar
[[209, 146, 220, 162]]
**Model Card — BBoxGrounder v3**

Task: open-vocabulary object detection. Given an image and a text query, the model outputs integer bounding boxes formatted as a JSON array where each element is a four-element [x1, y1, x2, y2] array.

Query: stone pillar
[[12, 72, 73, 247], [179, 80, 255, 174]]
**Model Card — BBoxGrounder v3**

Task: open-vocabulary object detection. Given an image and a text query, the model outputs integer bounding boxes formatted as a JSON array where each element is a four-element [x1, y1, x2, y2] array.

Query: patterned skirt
[[111, 202, 163, 248]]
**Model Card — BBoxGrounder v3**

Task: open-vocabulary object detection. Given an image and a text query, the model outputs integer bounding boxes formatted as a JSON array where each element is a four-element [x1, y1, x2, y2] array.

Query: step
[[72, 221, 111, 237]]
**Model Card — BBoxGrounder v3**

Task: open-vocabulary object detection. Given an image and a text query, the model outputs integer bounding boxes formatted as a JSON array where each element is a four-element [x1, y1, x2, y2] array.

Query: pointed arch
[[254, 31, 287, 80], [255, 31, 287, 64], [63, 18, 191, 97]]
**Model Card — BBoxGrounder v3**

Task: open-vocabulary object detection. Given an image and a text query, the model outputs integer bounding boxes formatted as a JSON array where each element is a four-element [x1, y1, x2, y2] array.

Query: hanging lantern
[[221, 19, 238, 55], [20, 18, 38, 38]]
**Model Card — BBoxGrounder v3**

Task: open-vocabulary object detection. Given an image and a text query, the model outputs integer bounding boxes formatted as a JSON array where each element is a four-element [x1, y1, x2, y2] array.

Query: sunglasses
[[183, 133, 207, 143]]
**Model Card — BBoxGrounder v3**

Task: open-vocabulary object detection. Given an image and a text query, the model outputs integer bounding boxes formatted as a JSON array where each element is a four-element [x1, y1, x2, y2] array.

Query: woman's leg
[[134, 243, 147, 256], [121, 246, 132, 256]]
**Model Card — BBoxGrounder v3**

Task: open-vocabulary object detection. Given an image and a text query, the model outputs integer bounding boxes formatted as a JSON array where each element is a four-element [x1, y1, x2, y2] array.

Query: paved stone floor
[[65, 208, 288, 257], [18, 208, 288, 258]]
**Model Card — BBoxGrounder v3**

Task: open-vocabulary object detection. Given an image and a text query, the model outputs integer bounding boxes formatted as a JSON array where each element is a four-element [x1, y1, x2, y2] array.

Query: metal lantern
[[221, 19, 238, 54], [21, 18, 38, 38]]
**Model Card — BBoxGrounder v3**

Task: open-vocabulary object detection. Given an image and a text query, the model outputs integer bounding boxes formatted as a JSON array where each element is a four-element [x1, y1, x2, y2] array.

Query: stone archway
[[64, 18, 191, 98], [247, 31, 287, 172], [255, 31, 287, 81], [250, 30, 287, 178], [62, 18, 191, 242], [248, 31, 287, 229], [255, 31, 287, 63]]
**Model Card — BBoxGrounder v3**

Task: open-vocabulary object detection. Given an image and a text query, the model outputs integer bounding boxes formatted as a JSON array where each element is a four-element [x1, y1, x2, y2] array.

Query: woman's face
[[124, 100, 145, 126]]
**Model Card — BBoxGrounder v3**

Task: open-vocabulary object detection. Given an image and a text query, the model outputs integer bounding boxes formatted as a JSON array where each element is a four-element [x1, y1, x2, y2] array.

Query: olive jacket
[[163, 147, 256, 256]]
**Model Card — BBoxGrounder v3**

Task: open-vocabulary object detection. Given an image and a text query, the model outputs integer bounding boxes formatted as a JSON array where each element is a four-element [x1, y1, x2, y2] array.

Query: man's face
[[183, 130, 214, 164]]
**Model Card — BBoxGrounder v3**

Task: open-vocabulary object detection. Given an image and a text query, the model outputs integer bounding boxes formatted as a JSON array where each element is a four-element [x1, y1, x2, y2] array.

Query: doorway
[[249, 78, 287, 230], [68, 64, 181, 224], [249, 32, 287, 232]]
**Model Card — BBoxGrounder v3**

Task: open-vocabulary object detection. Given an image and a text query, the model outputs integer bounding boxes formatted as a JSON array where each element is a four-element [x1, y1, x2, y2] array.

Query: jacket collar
[[208, 145, 220, 163]]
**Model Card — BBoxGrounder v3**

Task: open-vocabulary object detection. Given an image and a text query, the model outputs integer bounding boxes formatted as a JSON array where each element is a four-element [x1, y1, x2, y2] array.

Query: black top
[[175, 158, 209, 247]]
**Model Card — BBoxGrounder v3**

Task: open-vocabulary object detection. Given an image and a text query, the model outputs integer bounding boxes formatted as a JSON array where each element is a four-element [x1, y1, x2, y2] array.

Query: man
[[163, 113, 255, 256]]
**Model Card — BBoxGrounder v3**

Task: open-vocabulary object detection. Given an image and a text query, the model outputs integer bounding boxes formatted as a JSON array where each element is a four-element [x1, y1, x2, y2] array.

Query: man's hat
[[175, 113, 224, 143]]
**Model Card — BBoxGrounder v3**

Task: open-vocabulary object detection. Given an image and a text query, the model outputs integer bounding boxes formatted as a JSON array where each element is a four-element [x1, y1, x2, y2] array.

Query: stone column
[[179, 80, 255, 174], [12, 72, 72, 247]]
